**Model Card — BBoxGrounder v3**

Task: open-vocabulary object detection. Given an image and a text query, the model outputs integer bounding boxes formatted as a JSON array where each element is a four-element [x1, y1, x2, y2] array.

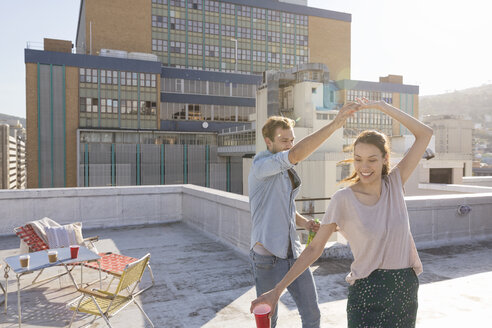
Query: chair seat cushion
[[84, 253, 138, 276]]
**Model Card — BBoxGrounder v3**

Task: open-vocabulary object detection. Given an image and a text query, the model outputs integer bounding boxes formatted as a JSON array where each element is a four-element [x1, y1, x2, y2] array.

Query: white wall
[[1, 186, 491, 257], [462, 176, 492, 187], [0, 186, 182, 234]]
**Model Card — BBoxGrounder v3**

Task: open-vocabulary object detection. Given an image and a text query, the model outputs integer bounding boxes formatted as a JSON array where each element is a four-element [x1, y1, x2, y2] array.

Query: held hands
[[305, 219, 320, 233], [356, 98, 389, 111], [332, 102, 362, 129]]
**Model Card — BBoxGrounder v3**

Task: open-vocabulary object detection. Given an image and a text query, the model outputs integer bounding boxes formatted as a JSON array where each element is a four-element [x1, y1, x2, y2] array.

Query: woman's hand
[[250, 288, 282, 318]]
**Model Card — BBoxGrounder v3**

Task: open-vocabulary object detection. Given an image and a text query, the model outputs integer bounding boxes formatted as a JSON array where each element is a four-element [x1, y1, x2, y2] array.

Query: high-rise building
[[0, 124, 26, 189]]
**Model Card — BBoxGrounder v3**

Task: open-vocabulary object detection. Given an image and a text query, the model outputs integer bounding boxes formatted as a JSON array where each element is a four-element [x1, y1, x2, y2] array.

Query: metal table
[[3, 246, 100, 327]]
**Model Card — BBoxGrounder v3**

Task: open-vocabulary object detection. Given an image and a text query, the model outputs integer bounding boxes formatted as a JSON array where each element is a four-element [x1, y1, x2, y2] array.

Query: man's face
[[266, 127, 295, 154]]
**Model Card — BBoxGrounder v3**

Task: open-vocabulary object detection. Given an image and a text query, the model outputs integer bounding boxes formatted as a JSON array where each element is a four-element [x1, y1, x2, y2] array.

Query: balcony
[[0, 186, 491, 327]]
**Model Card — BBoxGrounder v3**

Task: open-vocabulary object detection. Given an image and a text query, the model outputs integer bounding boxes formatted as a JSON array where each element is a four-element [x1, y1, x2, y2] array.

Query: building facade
[[26, 0, 352, 191], [76, 0, 351, 79], [0, 124, 26, 189]]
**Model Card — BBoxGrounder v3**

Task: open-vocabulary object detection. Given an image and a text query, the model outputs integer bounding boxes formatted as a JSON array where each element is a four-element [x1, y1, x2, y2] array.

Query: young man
[[248, 103, 360, 328]]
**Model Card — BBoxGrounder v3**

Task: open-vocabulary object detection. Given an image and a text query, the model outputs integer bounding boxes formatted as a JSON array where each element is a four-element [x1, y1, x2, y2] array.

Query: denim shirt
[[249, 149, 302, 259]]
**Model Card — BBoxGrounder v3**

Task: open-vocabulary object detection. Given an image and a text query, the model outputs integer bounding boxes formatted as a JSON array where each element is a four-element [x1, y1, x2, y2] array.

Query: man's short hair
[[262, 116, 295, 142]]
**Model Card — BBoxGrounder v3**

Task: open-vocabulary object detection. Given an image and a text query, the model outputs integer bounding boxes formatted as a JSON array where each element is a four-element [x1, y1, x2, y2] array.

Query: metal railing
[[295, 197, 331, 215]]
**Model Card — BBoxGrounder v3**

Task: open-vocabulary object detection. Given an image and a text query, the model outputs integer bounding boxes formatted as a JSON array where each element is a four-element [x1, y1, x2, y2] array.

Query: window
[[189, 43, 203, 56], [237, 6, 250, 17], [175, 79, 183, 92], [237, 27, 251, 39], [267, 31, 280, 43], [205, 45, 219, 57], [152, 15, 168, 28], [204, 0, 219, 12], [253, 28, 266, 41], [204, 22, 219, 35], [221, 24, 235, 37], [430, 168, 453, 184], [221, 2, 235, 15], [152, 39, 168, 52], [252, 7, 266, 20], [80, 97, 98, 113], [170, 41, 185, 54], [170, 18, 185, 30], [267, 10, 280, 22], [296, 34, 308, 46], [170, 0, 185, 7], [187, 0, 201, 10], [188, 20, 203, 33]]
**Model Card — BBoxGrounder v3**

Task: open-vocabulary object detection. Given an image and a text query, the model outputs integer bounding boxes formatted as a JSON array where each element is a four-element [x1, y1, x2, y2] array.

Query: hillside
[[0, 113, 26, 128], [419, 84, 492, 121]]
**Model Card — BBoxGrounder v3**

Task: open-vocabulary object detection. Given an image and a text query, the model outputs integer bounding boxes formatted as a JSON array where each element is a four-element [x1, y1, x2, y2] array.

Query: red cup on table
[[70, 245, 80, 259], [253, 304, 271, 328]]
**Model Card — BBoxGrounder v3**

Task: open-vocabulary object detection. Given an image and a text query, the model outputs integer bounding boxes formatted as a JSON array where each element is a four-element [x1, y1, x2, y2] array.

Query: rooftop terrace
[[0, 186, 491, 327]]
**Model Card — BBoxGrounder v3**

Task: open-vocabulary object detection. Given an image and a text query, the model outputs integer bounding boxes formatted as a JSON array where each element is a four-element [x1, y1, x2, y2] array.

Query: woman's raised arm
[[358, 99, 433, 184]]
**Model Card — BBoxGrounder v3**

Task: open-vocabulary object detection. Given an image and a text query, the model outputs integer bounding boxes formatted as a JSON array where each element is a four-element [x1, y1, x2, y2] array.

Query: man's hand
[[305, 219, 320, 233]]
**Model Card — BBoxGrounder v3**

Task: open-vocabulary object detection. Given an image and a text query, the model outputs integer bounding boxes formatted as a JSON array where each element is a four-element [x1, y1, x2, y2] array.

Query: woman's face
[[353, 142, 386, 184]]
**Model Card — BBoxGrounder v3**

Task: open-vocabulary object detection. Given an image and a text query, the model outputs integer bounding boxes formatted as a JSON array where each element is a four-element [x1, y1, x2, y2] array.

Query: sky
[[1, 0, 492, 118]]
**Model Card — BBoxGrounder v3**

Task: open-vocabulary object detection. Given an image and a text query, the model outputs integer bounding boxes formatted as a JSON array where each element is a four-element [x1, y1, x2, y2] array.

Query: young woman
[[250, 99, 433, 328]]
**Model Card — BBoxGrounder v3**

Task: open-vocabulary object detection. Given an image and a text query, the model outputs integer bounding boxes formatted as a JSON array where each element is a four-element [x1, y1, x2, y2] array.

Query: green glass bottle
[[306, 219, 320, 246]]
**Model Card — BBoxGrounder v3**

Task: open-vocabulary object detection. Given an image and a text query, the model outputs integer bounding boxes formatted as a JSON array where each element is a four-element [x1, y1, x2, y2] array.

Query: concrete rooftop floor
[[0, 222, 491, 327]]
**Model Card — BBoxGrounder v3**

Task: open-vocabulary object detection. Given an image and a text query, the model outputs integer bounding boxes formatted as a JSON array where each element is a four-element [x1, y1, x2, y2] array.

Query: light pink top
[[322, 168, 422, 285]]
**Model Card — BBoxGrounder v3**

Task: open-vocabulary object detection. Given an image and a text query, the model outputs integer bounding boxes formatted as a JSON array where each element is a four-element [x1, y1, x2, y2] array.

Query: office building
[[25, 0, 352, 191], [0, 124, 26, 189]]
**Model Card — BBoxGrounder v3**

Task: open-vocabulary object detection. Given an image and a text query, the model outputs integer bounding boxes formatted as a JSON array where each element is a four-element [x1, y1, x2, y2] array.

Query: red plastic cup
[[70, 245, 80, 259], [253, 304, 271, 328]]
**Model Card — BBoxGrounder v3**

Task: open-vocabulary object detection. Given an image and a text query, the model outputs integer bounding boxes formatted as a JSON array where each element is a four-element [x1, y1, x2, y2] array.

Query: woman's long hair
[[342, 130, 391, 184]]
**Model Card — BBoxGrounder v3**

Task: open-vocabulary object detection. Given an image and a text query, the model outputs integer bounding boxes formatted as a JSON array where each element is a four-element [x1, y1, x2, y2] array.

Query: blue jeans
[[250, 250, 321, 328]]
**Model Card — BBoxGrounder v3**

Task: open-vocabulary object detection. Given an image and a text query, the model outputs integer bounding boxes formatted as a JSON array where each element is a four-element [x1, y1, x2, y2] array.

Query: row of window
[[80, 97, 157, 115], [151, 0, 308, 26], [162, 78, 256, 97], [345, 111, 392, 125], [346, 90, 394, 103], [316, 113, 337, 121], [153, 15, 308, 38], [153, 38, 304, 61], [80, 131, 216, 146], [218, 131, 255, 147], [79, 68, 157, 88], [160, 102, 254, 122]]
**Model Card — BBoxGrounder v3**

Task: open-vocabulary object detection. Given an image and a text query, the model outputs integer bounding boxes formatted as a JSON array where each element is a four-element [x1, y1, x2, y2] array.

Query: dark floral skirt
[[347, 268, 419, 328]]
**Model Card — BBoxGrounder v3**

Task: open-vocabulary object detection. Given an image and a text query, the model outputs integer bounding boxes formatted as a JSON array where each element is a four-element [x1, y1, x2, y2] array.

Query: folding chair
[[14, 224, 154, 292], [67, 254, 154, 328]]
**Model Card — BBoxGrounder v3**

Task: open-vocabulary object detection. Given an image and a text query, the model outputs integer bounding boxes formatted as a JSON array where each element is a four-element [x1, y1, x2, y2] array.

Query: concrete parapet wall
[[406, 193, 492, 248], [180, 185, 251, 257], [0, 186, 182, 234], [462, 176, 492, 187], [0, 186, 491, 257]]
